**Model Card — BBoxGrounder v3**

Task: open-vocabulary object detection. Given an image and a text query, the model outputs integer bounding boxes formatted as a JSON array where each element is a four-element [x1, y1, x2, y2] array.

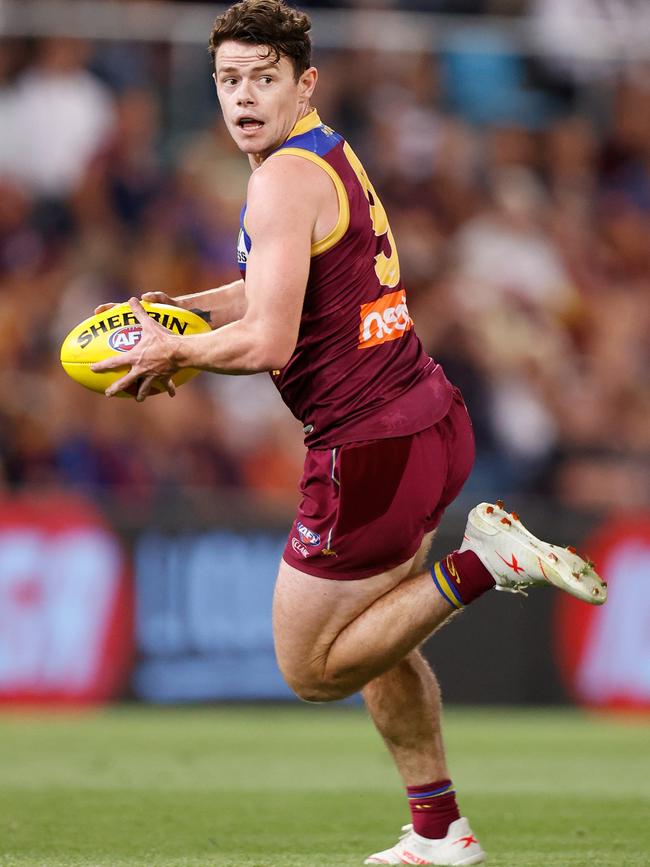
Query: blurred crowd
[[0, 24, 648, 515]]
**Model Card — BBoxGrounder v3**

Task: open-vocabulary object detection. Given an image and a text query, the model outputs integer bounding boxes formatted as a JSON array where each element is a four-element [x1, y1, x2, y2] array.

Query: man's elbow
[[250, 339, 295, 373]]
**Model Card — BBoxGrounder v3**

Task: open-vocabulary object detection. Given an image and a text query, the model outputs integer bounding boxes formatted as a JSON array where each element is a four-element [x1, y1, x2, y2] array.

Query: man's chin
[[235, 135, 266, 155]]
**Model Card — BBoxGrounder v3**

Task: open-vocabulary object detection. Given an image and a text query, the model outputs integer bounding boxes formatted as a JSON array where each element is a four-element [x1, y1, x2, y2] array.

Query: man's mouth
[[238, 117, 264, 131]]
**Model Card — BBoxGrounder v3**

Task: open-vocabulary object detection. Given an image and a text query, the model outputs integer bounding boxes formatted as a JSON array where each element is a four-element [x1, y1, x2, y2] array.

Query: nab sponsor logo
[[109, 325, 142, 352], [358, 289, 412, 350], [291, 538, 309, 558], [297, 522, 320, 546]]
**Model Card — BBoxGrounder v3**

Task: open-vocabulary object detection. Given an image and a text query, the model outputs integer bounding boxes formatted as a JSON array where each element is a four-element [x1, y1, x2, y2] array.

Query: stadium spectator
[[7, 39, 115, 198], [0, 18, 647, 513]]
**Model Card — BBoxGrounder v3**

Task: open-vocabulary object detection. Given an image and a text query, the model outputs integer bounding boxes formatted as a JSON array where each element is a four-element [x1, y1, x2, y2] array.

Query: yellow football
[[60, 302, 211, 397]]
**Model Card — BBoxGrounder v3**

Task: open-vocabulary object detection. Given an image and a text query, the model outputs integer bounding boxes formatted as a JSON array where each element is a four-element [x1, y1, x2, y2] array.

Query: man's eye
[[260, 76, 273, 84]]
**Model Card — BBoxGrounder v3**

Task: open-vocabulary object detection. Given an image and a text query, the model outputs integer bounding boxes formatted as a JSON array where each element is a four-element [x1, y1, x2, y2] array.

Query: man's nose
[[237, 82, 254, 105]]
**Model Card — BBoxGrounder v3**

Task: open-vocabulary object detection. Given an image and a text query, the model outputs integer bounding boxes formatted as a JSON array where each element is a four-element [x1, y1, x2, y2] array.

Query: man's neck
[[248, 103, 313, 170]]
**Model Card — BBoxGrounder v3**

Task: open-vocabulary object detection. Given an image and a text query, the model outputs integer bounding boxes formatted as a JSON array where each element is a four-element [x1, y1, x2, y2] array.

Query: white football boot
[[364, 818, 485, 865], [459, 501, 607, 605]]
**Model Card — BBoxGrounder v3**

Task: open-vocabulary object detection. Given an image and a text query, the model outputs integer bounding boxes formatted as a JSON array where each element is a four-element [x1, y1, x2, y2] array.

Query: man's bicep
[[243, 166, 316, 358], [243, 234, 310, 361]]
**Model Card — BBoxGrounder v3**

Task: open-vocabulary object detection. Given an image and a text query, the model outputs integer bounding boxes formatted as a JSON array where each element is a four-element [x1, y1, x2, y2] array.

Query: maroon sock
[[430, 550, 495, 608], [407, 779, 461, 839]]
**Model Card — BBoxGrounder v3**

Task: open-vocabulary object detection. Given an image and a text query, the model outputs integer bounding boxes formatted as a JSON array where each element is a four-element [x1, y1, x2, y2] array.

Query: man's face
[[214, 40, 316, 163]]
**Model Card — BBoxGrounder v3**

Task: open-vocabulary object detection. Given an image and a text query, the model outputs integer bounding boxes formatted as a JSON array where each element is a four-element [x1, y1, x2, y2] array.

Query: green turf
[[0, 705, 647, 866]]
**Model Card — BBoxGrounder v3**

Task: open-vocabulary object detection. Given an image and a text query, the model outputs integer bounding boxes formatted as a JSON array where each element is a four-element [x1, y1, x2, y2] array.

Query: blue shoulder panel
[[277, 123, 342, 158]]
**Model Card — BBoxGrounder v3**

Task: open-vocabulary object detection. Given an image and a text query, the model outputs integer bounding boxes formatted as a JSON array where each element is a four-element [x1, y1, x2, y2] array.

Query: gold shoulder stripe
[[287, 109, 322, 138], [269, 147, 350, 256]]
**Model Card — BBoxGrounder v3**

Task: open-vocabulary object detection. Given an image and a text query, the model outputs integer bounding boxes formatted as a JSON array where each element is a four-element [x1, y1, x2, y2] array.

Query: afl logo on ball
[[297, 521, 321, 546], [109, 326, 142, 352]]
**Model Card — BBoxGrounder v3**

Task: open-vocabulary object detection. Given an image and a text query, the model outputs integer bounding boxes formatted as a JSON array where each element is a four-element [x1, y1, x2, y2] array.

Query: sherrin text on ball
[[60, 302, 211, 397]]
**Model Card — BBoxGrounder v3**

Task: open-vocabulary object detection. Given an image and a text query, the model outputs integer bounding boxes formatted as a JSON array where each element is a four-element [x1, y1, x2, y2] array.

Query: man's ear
[[299, 66, 318, 101]]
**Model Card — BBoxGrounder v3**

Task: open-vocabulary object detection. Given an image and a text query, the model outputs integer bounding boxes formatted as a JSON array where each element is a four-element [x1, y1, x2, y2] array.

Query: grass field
[[0, 705, 647, 867]]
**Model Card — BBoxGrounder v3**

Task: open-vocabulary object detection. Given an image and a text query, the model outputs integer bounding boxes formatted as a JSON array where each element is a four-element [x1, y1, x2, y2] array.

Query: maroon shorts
[[283, 389, 475, 580]]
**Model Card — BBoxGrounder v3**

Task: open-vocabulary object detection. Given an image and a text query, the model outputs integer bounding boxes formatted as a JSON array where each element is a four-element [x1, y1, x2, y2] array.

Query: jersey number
[[344, 143, 400, 289]]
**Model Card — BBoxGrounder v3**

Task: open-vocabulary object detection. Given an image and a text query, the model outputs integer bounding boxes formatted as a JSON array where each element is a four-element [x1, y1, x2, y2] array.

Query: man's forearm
[[176, 279, 247, 328], [172, 314, 291, 375]]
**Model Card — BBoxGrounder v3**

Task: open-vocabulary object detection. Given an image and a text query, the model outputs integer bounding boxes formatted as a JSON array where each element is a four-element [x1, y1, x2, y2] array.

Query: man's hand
[[91, 297, 181, 401], [94, 291, 182, 316], [141, 291, 184, 307]]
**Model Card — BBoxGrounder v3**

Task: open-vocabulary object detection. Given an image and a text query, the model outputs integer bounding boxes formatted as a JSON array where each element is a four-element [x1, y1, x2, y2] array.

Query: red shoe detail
[[496, 499, 504, 509], [486, 506, 494, 514], [500, 517, 512, 526], [497, 552, 526, 575], [455, 834, 479, 849], [538, 556, 549, 581], [566, 545, 577, 554], [402, 851, 428, 865]]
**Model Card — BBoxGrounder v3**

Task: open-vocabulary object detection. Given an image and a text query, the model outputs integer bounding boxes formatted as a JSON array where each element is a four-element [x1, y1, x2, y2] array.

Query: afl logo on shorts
[[109, 325, 142, 352], [297, 521, 321, 546]]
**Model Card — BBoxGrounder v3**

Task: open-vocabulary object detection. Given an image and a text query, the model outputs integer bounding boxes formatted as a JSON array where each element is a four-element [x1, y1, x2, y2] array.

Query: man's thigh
[[273, 529, 435, 687]]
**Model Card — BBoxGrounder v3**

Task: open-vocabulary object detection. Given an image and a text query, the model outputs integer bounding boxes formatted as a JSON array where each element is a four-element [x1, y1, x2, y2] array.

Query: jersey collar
[[287, 108, 321, 140]]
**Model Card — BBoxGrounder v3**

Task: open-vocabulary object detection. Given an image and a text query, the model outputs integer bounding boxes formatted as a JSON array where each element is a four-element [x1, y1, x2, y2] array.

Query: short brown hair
[[209, 0, 312, 80]]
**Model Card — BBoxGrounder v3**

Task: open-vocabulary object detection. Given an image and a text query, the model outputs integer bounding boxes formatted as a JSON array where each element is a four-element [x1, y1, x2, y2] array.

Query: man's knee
[[279, 662, 356, 703], [290, 679, 343, 703]]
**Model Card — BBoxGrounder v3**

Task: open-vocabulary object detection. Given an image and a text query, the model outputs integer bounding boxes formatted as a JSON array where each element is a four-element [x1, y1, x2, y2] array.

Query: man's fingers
[[128, 296, 169, 333], [136, 375, 156, 403], [138, 376, 175, 401], [127, 296, 152, 326], [91, 356, 130, 373], [141, 291, 177, 306], [92, 298, 174, 400], [95, 294, 172, 315], [105, 369, 139, 398], [102, 374, 175, 401]]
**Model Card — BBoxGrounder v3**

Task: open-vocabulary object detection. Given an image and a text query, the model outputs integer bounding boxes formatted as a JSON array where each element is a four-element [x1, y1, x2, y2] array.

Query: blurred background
[[0, 0, 648, 710]]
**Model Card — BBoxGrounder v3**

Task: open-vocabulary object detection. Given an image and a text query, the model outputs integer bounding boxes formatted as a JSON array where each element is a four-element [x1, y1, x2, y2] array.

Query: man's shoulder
[[249, 152, 333, 203]]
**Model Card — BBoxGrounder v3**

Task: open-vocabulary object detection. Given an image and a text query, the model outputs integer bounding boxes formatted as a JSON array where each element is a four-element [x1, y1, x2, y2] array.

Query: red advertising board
[[0, 493, 133, 704], [554, 514, 650, 710]]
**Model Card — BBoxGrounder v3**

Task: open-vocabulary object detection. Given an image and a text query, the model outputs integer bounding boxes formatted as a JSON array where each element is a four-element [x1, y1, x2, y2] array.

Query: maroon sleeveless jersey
[[238, 110, 454, 448]]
